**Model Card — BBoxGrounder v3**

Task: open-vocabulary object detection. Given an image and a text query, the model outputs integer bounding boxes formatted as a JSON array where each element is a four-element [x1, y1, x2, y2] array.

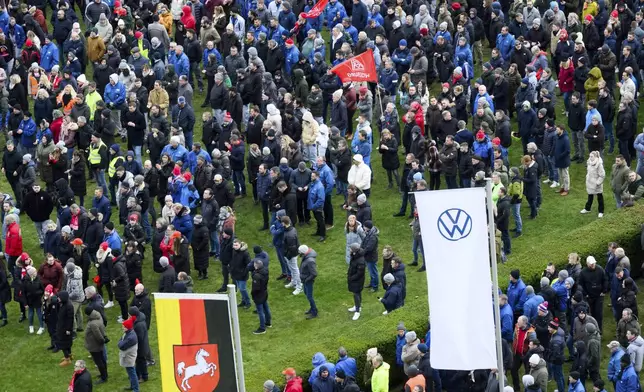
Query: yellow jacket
[[371, 362, 390, 392], [148, 88, 170, 115], [582, 1, 598, 18], [159, 12, 173, 36]]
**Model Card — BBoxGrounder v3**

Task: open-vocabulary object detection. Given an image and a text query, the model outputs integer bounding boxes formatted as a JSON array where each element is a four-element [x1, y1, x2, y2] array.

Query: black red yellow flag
[[154, 293, 239, 392]]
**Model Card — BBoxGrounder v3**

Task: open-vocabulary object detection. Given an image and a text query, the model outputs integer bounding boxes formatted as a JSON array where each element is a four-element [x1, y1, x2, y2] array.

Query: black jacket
[[251, 266, 269, 304], [495, 196, 511, 231], [191, 222, 210, 271], [72, 369, 93, 392], [283, 226, 300, 259], [229, 243, 250, 281], [347, 249, 366, 293], [158, 265, 176, 293], [130, 291, 152, 330], [522, 163, 539, 200], [578, 266, 608, 298], [361, 227, 379, 262]]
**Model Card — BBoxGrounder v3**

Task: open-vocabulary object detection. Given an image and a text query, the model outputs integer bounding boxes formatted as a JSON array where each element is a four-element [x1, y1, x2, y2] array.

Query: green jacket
[[371, 362, 390, 392], [508, 178, 524, 204]]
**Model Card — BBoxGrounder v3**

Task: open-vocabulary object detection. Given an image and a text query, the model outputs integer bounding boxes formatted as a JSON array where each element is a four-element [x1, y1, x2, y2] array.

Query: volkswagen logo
[[437, 208, 472, 241]]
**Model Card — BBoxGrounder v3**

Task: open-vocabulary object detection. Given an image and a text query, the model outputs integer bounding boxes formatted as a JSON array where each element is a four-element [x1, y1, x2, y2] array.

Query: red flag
[[301, 0, 329, 18], [330, 49, 378, 83]]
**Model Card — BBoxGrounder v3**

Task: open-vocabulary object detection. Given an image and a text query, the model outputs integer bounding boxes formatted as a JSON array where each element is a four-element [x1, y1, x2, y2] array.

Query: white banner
[[415, 188, 497, 370]]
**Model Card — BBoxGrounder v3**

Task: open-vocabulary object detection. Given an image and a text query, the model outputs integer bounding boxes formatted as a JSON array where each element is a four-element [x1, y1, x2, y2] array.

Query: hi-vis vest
[[108, 156, 124, 178], [88, 141, 106, 165], [405, 374, 425, 391]]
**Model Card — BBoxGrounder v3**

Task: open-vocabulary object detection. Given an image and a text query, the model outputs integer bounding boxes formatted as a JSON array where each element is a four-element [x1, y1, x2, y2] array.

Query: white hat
[[298, 245, 309, 254], [529, 354, 540, 366], [586, 256, 597, 265]]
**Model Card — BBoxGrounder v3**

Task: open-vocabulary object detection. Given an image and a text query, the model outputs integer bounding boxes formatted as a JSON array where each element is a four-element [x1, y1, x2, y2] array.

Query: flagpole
[[485, 179, 505, 391], [228, 284, 246, 392]]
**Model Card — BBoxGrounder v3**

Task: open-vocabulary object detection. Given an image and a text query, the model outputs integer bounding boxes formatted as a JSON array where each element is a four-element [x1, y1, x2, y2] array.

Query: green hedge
[[497, 204, 644, 290]]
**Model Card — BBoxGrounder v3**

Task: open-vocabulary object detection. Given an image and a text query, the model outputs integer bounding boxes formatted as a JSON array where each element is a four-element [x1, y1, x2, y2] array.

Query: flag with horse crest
[[154, 293, 239, 391]]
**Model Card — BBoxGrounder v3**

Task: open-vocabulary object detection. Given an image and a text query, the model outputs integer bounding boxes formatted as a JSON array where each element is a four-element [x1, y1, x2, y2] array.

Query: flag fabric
[[155, 293, 239, 392], [301, 0, 329, 18], [414, 188, 497, 370], [330, 49, 378, 83]]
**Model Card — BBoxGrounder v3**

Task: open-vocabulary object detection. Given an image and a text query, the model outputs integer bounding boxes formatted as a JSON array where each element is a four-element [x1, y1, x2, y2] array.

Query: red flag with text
[[301, 0, 328, 18], [330, 50, 378, 83]]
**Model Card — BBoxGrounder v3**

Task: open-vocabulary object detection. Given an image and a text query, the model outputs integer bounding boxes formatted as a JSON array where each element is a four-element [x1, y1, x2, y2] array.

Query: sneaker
[[265, 323, 273, 328], [105, 301, 114, 309], [306, 313, 318, 320], [292, 288, 302, 295], [284, 282, 295, 289], [550, 182, 559, 188], [29, 326, 34, 334], [325, 224, 334, 230], [276, 274, 287, 281], [580, 209, 589, 214], [543, 179, 551, 184], [117, 316, 124, 323], [598, 213, 604, 218], [253, 328, 266, 335], [382, 311, 389, 315], [37, 327, 44, 335], [561, 191, 569, 196], [513, 231, 522, 238], [352, 312, 360, 321], [348, 306, 357, 312]]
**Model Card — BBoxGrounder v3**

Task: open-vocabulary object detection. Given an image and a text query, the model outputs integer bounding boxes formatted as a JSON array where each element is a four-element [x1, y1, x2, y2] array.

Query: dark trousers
[[353, 292, 362, 311], [585, 193, 604, 213], [386, 169, 400, 187], [189, 62, 204, 89], [511, 352, 523, 390], [323, 194, 333, 225], [296, 197, 310, 223], [118, 300, 128, 320], [619, 139, 632, 166], [98, 283, 113, 301], [260, 200, 269, 228], [445, 175, 458, 189], [588, 295, 604, 332], [527, 197, 538, 218], [63, 348, 72, 358], [220, 263, 230, 286], [429, 171, 441, 190], [501, 229, 511, 255], [399, 190, 409, 214], [91, 350, 108, 380], [303, 280, 317, 315], [313, 209, 326, 237], [136, 356, 149, 381]]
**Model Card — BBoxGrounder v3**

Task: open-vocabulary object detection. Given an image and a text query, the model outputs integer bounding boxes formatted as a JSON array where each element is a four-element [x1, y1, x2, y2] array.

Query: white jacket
[[348, 163, 372, 191]]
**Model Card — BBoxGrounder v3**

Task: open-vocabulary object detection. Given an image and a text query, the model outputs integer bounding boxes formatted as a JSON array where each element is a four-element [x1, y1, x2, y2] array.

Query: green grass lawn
[[0, 33, 643, 392]]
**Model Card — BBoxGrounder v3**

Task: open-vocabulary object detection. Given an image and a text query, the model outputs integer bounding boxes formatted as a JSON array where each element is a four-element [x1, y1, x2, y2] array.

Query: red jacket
[[181, 5, 196, 30], [558, 65, 575, 93], [284, 377, 304, 392], [5, 222, 23, 257], [38, 261, 64, 292]]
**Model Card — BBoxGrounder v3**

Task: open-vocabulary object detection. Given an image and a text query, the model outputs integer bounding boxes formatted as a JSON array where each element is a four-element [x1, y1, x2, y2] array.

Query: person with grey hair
[[251, 259, 271, 334], [263, 379, 280, 392], [158, 256, 176, 293], [70, 359, 93, 389]]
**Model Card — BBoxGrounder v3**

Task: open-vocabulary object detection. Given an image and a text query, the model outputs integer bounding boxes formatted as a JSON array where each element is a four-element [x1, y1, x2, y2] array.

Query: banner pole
[[227, 284, 246, 392], [376, 86, 384, 122], [485, 179, 505, 391]]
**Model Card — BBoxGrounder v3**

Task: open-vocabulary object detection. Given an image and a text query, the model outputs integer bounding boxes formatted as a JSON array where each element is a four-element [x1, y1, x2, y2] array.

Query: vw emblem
[[437, 208, 472, 241]]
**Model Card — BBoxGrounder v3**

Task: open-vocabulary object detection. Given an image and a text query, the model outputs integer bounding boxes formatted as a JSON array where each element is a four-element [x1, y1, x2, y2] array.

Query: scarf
[[68, 369, 84, 392], [96, 248, 111, 264]]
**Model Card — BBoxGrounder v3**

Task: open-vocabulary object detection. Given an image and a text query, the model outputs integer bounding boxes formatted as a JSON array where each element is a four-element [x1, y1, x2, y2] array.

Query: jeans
[[276, 247, 289, 276], [287, 256, 301, 288], [242, 104, 250, 128], [95, 169, 108, 195], [445, 175, 458, 189], [302, 144, 317, 166], [429, 171, 441, 190], [232, 171, 246, 195], [303, 280, 317, 315], [28, 306, 43, 328], [619, 139, 632, 166], [614, 191, 622, 208], [133, 145, 142, 163], [125, 366, 140, 392], [547, 156, 559, 182], [34, 221, 46, 245], [210, 231, 220, 256], [366, 261, 378, 290], [551, 363, 565, 392], [141, 209, 152, 241], [527, 198, 538, 218], [500, 229, 511, 255], [72, 301, 83, 330], [184, 131, 193, 151], [235, 280, 250, 305], [605, 122, 615, 152], [412, 238, 425, 266], [336, 180, 348, 198], [512, 203, 523, 233], [585, 193, 604, 214], [460, 177, 471, 188], [563, 92, 571, 112], [213, 109, 224, 125], [255, 301, 272, 329]]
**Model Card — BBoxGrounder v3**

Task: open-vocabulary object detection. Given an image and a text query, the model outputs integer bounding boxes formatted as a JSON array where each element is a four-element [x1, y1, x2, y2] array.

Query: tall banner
[[155, 293, 240, 392], [330, 49, 378, 83], [301, 0, 328, 18], [415, 188, 497, 370]]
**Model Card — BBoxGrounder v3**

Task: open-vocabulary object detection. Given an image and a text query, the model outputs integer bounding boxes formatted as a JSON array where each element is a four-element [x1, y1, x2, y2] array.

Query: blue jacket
[[175, 53, 190, 77], [312, 374, 335, 392], [0, 11, 8, 33], [382, 282, 403, 312], [173, 212, 194, 240], [325, 1, 347, 29], [104, 81, 126, 106], [496, 33, 515, 61], [518, 108, 537, 138], [92, 195, 112, 224], [257, 172, 272, 201], [268, 25, 287, 44], [507, 278, 527, 312], [352, 139, 372, 165], [316, 163, 335, 194], [103, 230, 122, 252], [249, 24, 268, 41], [552, 279, 569, 311], [343, 25, 358, 45], [584, 108, 602, 132], [615, 363, 640, 392], [379, 67, 399, 96], [434, 30, 451, 44], [18, 118, 37, 148], [472, 93, 494, 114], [307, 178, 325, 210], [278, 10, 297, 31], [472, 137, 494, 167], [608, 348, 625, 382], [40, 42, 60, 72], [203, 48, 222, 67], [611, 269, 630, 305], [284, 46, 300, 75], [335, 356, 357, 379], [161, 144, 188, 164], [269, 217, 285, 248], [118, 329, 138, 351], [6, 24, 25, 49], [186, 150, 211, 174], [174, 182, 199, 210], [500, 303, 514, 341], [391, 47, 411, 68], [229, 142, 246, 171], [523, 293, 544, 323], [568, 380, 585, 392], [554, 131, 571, 169], [454, 44, 473, 69], [396, 331, 406, 366], [309, 353, 336, 386]]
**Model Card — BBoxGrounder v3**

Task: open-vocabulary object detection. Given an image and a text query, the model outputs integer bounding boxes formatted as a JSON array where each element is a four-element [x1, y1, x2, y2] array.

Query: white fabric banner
[[415, 188, 497, 370]]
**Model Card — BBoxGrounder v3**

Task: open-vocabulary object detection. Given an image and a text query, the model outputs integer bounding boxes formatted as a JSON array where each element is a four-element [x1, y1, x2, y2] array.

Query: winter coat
[[22, 276, 44, 307], [118, 329, 138, 368], [251, 266, 269, 304], [229, 242, 250, 281], [347, 249, 366, 293], [158, 265, 176, 293], [111, 257, 130, 302], [300, 250, 318, 283], [379, 137, 400, 170], [554, 131, 571, 168], [85, 309, 106, 353], [586, 157, 605, 195], [56, 291, 74, 349], [191, 222, 210, 271]]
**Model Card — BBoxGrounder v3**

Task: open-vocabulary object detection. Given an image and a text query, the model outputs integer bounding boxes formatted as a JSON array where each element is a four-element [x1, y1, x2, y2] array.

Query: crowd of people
[[0, 0, 641, 389]]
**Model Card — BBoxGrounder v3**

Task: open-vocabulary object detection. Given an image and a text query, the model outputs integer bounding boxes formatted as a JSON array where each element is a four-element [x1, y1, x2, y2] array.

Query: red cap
[[224, 112, 232, 121], [282, 368, 296, 376], [128, 214, 139, 222], [183, 172, 192, 182], [442, 83, 449, 89], [419, 27, 428, 36], [114, 0, 121, 7], [71, 238, 83, 246], [584, 14, 593, 22], [476, 130, 485, 139], [492, 137, 501, 146], [451, 2, 461, 10], [611, 10, 618, 17], [285, 38, 294, 45], [100, 242, 109, 251], [45, 284, 54, 294], [20, 252, 30, 261], [359, 86, 368, 94], [122, 315, 136, 330], [25, 39, 33, 47], [172, 165, 181, 176], [134, 31, 143, 39], [410, 101, 421, 111], [135, 278, 141, 285]]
